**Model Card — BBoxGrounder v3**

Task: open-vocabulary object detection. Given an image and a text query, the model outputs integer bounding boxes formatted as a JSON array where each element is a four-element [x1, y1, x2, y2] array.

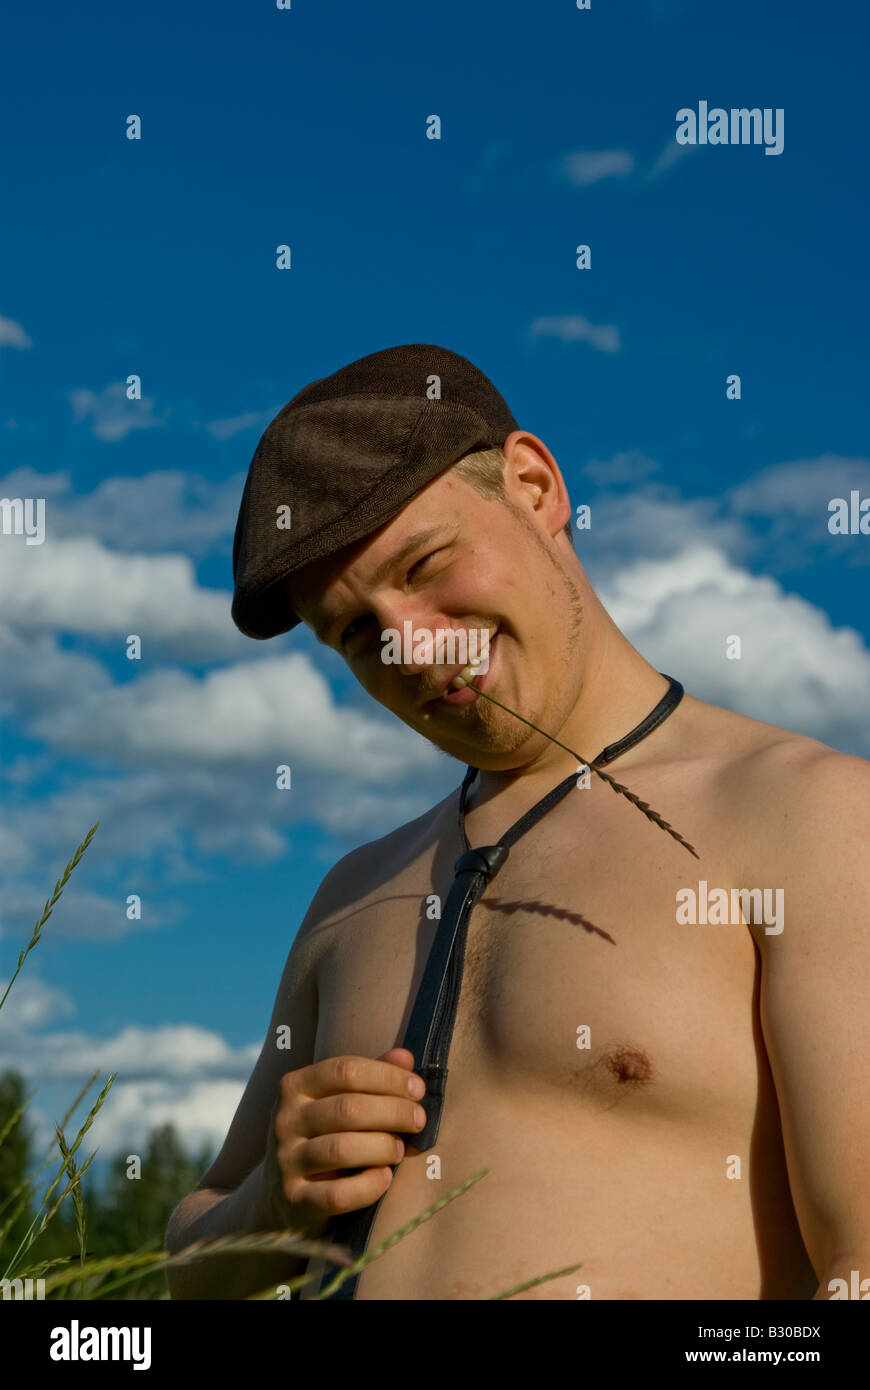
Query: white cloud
[[644, 136, 699, 181], [582, 450, 661, 488], [0, 1021, 259, 1082], [530, 315, 620, 353], [0, 622, 111, 719], [728, 455, 870, 521], [0, 639, 454, 947], [725, 455, 870, 569], [0, 466, 246, 557], [0, 993, 258, 1159], [0, 535, 247, 659], [316, 784, 434, 834], [80, 1077, 245, 1157], [0, 976, 76, 1036], [578, 482, 750, 573], [204, 409, 278, 441], [0, 313, 33, 349], [0, 820, 33, 874], [0, 882, 180, 943], [556, 150, 634, 185], [69, 382, 165, 443], [598, 544, 870, 753], [31, 651, 440, 780], [0, 466, 69, 499]]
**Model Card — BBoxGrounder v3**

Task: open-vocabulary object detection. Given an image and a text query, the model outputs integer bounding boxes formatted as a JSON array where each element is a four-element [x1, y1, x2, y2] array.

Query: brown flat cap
[[231, 343, 518, 640]]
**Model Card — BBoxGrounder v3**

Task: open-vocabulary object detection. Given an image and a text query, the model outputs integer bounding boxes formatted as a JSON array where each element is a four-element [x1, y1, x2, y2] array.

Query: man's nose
[[397, 626, 447, 676], [374, 606, 451, 677]]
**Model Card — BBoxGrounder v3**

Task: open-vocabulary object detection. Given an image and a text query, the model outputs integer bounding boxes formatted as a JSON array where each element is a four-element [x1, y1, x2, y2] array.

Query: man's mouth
[[430, 630, 499, 707]]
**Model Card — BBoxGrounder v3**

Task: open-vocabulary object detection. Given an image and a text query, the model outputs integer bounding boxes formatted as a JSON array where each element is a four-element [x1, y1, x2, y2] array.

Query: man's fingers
[[290, 1054, 424, 1103], [290, 1165, 396, 1218], [299, 1092, 425, 1140], [296, 1130, 405, 1177], [378, 1047, 416, 1069]]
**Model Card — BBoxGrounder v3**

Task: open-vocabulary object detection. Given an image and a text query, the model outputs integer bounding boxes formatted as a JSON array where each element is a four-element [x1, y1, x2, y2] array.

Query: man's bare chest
[[314, 782, 764, 1129]]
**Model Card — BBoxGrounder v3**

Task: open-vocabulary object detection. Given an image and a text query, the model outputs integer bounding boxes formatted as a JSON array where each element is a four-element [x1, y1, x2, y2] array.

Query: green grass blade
[[314, 1167, 488, 1299], [487, 1261, 584, 1299], [0, 823, 99, 1013], [2, 1075, 113, 1280]]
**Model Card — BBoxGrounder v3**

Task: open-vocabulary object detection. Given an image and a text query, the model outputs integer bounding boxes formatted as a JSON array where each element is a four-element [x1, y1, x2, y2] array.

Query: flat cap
[[231, 343, 518, 639]]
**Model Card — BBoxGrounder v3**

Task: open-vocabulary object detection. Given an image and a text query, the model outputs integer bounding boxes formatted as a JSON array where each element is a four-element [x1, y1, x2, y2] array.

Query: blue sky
[[1, 0, 868, 1172]]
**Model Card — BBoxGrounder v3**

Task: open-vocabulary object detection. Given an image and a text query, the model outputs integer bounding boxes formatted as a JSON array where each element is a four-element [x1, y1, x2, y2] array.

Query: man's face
[[286, 457, 584, 771]]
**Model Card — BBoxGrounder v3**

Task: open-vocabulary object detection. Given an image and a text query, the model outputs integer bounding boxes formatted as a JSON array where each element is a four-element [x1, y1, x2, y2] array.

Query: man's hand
[[263, 1047, 426, 1234]]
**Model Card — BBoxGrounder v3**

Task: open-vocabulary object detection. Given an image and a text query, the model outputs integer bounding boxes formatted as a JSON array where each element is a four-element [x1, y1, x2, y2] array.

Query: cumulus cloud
[[578, 482, 751, 573], [576, 458, 870, 585], [0, 622, 111, 719], [726, 454, 870, 570], [0, 643, 453, 946], [644, 136, 700, 181], [598, 544, 870, 754], [530, 315, 620, 353], [0, 1021, 259, 1082], [29, 650, 441, 779], [80, 1077, 244, 1157], [556, 150, 634, 185], [0, 975, 76, 1036], [204, 409, 278, 441], [0, 820, 33, 875], [0, 466, 245, 558], [581, 450, 661, 488], [0, 989, 257, 1159], [0, 313, 33, 349], [69, 382, 165, 443], [0, 881, 181, 943], [1, 535, 248, 660]]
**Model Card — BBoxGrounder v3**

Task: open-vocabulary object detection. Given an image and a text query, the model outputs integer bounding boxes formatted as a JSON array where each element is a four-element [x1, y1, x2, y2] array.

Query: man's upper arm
[[194, 853, 356, 1194], [751, 747, 870, 1276]]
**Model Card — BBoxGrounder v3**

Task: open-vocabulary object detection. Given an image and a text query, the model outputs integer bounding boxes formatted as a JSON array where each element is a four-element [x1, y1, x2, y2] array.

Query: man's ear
[[501, 431, 571, 538]]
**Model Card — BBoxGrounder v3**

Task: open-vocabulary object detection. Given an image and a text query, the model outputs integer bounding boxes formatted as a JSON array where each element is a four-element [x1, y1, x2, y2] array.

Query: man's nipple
[[607, 1045, 653, 1083]]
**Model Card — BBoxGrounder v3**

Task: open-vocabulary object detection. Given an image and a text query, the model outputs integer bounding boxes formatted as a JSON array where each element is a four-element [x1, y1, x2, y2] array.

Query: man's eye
[[408, 549, 443, 579], [339, 551, 447, 649], [341, 616, 372, 648]]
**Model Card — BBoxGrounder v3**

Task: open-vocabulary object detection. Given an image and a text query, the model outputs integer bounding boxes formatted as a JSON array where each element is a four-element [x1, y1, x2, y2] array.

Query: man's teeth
[[449, 658, 482, 692]]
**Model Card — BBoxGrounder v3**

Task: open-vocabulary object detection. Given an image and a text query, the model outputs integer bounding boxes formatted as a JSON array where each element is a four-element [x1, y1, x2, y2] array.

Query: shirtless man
[[166, 369, 870, 1302]]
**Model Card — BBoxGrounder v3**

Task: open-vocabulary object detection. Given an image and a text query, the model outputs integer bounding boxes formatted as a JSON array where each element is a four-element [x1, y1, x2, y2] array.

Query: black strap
[[592, 674, 685, 767], [314, 675, 683, 1298]]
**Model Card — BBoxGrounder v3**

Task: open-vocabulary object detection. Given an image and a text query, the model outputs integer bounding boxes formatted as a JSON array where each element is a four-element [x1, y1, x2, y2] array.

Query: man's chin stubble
[[416, 685, 534, 758]]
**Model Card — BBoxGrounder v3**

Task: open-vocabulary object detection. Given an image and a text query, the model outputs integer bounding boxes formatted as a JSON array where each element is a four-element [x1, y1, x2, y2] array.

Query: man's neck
[[468, 632, 674, 812]]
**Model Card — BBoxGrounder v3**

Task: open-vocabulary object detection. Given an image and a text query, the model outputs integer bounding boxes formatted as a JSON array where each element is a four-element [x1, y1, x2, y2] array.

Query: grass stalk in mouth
[[458, 678, 699, 860]]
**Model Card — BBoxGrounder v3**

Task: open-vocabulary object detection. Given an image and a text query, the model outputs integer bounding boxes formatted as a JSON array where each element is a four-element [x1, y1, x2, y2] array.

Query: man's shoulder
[[673, 692, 867, 854], [688, 697, 870, 888], [679, 691, 864, 785], [300, 784, 457, 932], [710, 705, 867, 805]]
